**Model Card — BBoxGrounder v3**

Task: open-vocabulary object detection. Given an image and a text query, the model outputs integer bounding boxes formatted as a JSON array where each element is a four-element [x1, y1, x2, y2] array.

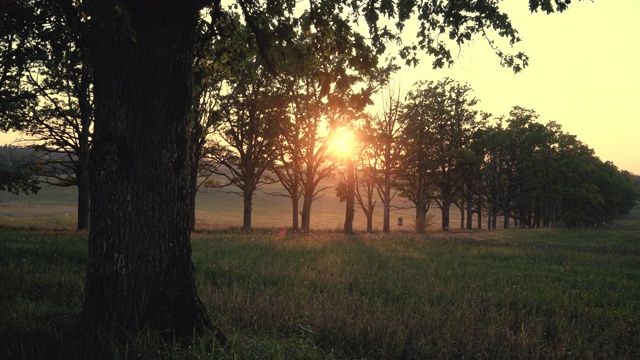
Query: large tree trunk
[[82, 1, 212, 337]]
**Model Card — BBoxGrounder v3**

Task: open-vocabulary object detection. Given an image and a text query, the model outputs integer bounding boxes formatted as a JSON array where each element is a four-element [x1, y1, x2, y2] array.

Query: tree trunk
[[441, 199, 450, 231], [459, 197, 465, 229], [491, 209, 498, 230], [343, 160, 354, 234], [503, 203, 510, 229], [416, 205, 427, 233], [366, 211, 373, 233], [382, 166, 391, 232], [466, 192, 473, 230], [291, 188, 299, 230], [243, 188, 253, 231], [301, 191, 313, 232], [82, 1, 212, 337], [287, 171, 300, 230], [477, 197, 482, 229]]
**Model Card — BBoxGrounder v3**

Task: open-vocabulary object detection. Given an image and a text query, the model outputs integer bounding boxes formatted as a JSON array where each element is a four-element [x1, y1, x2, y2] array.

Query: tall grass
[[1, 217, 639, 359]]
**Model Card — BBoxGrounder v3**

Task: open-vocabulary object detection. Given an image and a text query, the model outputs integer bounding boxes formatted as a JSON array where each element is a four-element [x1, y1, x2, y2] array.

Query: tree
[[363, 81, 405, 232], [456, 115, 488, 230], [0, 1, 93, 230], [423, 79, 479, 231], [82, 0, 214, 336], [354, 158, 380, 233], [209, 28, 288, 230], [186, 6, 234, 231], [397, 89, 434, 233], [353, 127, 383, 233], [8, 0, 579, 338], [478, 120, 510, 230], [273, 10, 383, 233], [397, 79, 480, 231]]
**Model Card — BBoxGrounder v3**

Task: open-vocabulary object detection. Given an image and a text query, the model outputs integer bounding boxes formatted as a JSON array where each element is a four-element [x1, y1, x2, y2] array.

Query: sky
[[391, 0, 640, 174], [2, 0, 638, 174]]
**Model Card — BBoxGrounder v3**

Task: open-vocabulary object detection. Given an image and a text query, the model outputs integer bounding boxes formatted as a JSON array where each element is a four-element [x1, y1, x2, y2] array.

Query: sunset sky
[[394, 0, 639, 174], [2, 0, 638, 174]]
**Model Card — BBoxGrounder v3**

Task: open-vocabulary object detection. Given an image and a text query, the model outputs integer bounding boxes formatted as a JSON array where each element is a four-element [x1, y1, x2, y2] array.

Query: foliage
[[0, 0, 93, 229], [398, 78, 482, 231], [201, 10, 289, 230], [0, 166, 40, 195], [360, 81, 406, 232]]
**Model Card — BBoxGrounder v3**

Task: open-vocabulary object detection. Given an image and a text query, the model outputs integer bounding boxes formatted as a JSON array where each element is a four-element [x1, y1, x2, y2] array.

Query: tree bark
[[503, 203, 510, 229], [343, 160, 354, 234], [243, 188, 253, 231], [301, 191, 313, 233], [466, 192, 473, 230], [82, 1, 212, 337], [477, 196, 482, 229], [441, 199, 450, 231], [291, 181, 299, 230], [382, 152, 391, 233], [459, 198, 465, 229]]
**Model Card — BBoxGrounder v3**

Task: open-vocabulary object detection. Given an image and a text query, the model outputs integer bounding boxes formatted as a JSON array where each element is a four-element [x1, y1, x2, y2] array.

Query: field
[[0, 181, 431, 231], [1, 186, 639, 359]]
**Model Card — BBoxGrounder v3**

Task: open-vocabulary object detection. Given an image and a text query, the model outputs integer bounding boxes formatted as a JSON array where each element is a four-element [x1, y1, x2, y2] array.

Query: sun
[[329, 128, 357, 160]]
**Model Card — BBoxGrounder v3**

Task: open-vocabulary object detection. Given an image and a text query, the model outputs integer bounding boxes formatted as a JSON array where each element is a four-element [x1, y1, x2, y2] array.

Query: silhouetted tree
[[0, 1, 92, 230]]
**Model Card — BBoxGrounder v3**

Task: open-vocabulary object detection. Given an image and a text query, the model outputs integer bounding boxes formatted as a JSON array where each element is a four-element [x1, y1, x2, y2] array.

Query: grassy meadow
[[1, 186, 639, 359], [0, 181, 423, 231]]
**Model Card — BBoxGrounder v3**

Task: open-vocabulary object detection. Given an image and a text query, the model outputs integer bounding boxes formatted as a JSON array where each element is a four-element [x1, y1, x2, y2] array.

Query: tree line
[[2, 5, 638, 233], [356, 84, 640, 232]]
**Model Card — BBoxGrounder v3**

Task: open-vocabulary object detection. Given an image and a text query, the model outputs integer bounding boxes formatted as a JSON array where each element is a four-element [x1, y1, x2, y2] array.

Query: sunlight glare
[[329, 128, 356, 160]]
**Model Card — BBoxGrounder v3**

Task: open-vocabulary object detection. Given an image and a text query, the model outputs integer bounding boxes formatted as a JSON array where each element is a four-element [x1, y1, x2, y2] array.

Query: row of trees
[[2, 4, 638, 234], [349, 81, 639, 232]]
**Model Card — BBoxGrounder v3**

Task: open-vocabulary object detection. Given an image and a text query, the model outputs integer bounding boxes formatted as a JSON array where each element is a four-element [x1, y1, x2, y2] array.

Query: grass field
[[1, 188, 639, 359], [0, 181, 432, 231]]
